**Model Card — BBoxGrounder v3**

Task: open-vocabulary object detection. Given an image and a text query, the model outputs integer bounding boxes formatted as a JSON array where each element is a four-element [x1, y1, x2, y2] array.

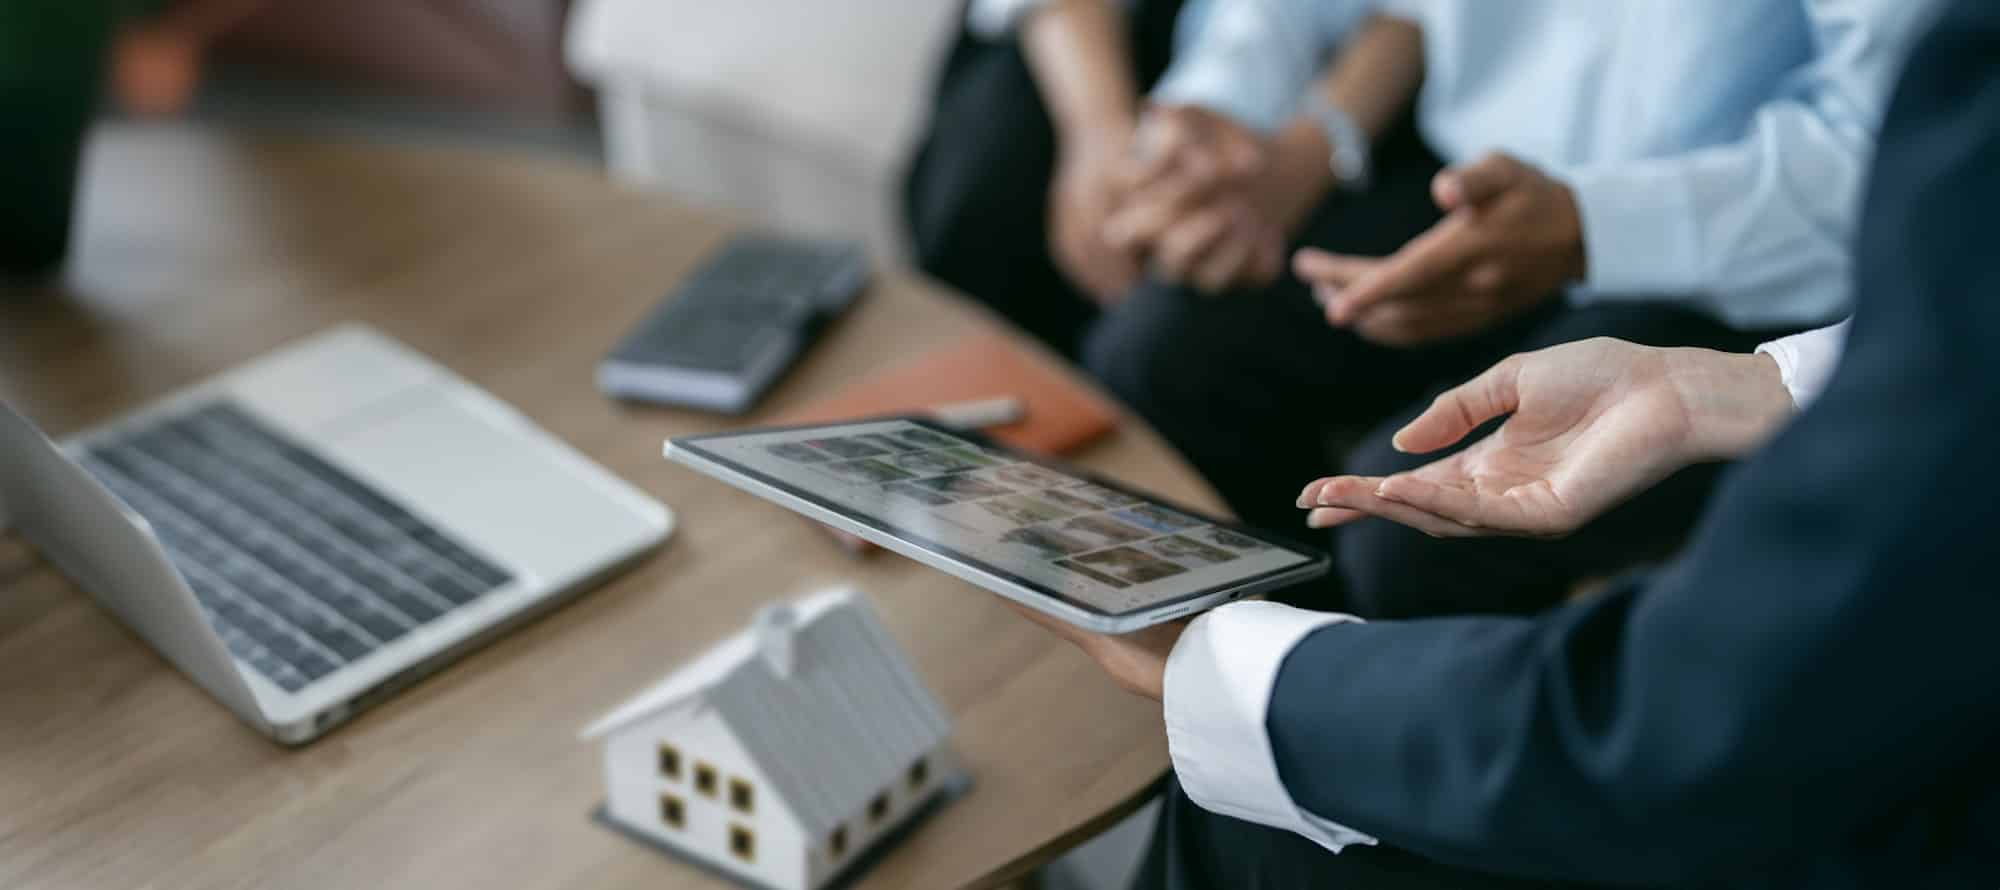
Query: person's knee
[[904, 157, 1021, 289], [901, 53, 1052, 287], [1080, 281, 1222, 420], [905, 139, 1023, 271]]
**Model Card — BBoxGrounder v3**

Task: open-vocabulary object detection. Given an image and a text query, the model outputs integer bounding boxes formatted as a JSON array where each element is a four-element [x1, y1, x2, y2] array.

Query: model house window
[[729, 777, 755, 814], [659, 792, 686, 829], [868, 791, 890, 825], [829, 826, 849, 859], [694, 762, 718, 798], [657, 743, 682, 780], [729, 824, 756, 863], [908, 757, 929, 791]]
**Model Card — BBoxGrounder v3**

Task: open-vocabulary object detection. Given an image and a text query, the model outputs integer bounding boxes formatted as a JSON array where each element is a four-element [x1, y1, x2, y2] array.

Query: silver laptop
[[0, 324, 674, 744]]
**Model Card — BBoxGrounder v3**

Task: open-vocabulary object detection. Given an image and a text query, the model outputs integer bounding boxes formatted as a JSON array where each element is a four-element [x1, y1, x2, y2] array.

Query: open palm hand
[[1299, 338, 1794, 538]]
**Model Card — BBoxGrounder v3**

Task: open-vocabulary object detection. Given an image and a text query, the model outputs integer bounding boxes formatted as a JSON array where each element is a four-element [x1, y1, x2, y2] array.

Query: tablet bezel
[[665, 416, 1329, 632]]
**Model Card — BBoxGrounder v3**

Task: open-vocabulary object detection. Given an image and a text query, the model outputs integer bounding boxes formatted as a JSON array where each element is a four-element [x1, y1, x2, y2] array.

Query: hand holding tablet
[[665, 418, 1328, 632]]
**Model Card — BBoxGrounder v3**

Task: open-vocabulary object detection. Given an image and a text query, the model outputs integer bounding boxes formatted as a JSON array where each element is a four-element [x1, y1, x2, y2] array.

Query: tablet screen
[[673, 418, 1317, 617]]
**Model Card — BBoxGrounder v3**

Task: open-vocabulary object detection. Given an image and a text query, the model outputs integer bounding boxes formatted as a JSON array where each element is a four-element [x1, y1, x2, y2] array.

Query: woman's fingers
[[1306, 507, 1368, 529], [1354, 497, 1484, 538], [1392, 355, 1524, 454], [1299, 475, 1385, 508], [1293, 248, 1380, 289], [1191, 225, 1258, 294], [1373, 474, 1489, 527], [1299, 478, 1377, 526], [1151, 205, 1233, 283], [1305, 475, 1484, 538], [1298, 477, 1329, 507]]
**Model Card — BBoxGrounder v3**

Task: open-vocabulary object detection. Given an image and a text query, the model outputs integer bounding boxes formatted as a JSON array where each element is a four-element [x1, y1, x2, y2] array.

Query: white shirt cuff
[[1756, 320, 1850, 410], [1163, 601, 1379, 853]]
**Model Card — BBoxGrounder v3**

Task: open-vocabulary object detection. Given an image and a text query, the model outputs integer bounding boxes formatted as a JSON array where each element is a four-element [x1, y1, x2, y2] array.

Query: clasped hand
[[1051, 105, 1297, 299]]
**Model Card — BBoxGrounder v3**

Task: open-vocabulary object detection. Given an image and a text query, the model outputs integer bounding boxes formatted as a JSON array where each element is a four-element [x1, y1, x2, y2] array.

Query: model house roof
[[581, 588, 952, 837]]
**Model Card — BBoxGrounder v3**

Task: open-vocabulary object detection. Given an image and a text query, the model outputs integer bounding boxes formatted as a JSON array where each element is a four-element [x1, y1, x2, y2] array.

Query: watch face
[[1304, 97, 1371, 190]]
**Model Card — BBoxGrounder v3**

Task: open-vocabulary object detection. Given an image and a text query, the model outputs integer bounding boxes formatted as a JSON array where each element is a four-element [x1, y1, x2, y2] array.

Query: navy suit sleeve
[[1263, 4, 2000, 884]]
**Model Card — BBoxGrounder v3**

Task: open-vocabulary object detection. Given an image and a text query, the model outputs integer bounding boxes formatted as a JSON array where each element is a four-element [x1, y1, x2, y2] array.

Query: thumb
[[1393, 354, 1523, 453], [1292, 248, 1378, 287], [1215, 122, 1266, 179], [1127, 108, 1200, 190], [1433, 152, 1527, 211]]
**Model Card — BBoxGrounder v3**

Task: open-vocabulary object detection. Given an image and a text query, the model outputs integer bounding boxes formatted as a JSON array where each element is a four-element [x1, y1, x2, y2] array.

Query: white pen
[[926, 396, 1027, 431]]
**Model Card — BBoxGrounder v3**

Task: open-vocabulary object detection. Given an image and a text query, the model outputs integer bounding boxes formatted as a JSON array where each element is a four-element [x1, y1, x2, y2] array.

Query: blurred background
[[2, 0, 959, 276]]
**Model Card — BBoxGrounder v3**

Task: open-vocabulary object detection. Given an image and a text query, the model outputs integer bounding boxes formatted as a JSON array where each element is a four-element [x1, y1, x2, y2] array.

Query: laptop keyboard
[[74, 402, 514, 692]]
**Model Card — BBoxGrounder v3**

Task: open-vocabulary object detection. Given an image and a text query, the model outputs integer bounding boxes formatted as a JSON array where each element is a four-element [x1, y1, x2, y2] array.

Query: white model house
[[581, 588, 962, 890]]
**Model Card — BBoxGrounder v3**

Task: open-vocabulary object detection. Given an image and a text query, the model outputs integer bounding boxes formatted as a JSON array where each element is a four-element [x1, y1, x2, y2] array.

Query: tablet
[[665, 417, 1329, 633]]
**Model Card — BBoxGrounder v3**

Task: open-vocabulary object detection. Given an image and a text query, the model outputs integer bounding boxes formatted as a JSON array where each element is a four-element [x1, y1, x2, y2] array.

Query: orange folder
[[780, 330, 1119, 456]]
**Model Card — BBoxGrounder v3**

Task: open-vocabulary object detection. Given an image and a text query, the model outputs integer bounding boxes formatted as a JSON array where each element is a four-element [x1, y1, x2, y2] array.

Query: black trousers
[[1081, 133, 1792, 618], [901, 0, 1188, 358], [1135, 777, 1611, 890]]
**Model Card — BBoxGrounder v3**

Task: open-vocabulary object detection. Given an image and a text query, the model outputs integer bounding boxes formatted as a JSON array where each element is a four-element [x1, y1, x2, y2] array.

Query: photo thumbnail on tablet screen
[[699, 419, 1311, 615]]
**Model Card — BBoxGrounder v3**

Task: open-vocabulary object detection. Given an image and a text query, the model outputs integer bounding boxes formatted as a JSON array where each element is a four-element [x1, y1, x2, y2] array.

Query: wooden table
[[0, 124, 1225, 890]]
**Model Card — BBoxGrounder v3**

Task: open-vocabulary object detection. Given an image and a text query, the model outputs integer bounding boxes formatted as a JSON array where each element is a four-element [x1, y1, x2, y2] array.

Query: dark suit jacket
[[1264, 2, 2000, 886]]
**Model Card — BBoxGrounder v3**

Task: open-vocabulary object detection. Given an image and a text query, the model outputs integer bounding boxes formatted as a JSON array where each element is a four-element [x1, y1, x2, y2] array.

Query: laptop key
[[367, 582, 446, 625], [246, 651, 306, 692], [315, 591, 408, 643], [291, 650, 339, 681], [260, 632, 312, 667], [409, 528, 512, 589], [408, 565, 484, 605]]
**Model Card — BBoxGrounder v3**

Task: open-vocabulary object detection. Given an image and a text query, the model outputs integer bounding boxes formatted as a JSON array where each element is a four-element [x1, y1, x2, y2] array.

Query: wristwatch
[[1300, 93, 1373, 192]]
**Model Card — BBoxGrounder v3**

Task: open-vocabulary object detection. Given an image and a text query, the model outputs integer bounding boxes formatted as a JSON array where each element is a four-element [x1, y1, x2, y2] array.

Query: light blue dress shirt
[[1152, 0, 1943, 328], [968, 0, 1216, 52]]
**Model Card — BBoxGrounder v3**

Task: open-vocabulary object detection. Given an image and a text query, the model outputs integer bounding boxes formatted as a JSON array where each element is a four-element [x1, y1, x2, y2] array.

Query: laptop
[[0, 324, 674, 744]]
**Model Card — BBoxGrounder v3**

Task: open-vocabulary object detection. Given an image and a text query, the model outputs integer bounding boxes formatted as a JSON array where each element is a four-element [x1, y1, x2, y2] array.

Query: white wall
[[604, 705, 807, 890], [570, 0, 957, 178], [569, 0, 963, 263], [599, 87, 907, 260]]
